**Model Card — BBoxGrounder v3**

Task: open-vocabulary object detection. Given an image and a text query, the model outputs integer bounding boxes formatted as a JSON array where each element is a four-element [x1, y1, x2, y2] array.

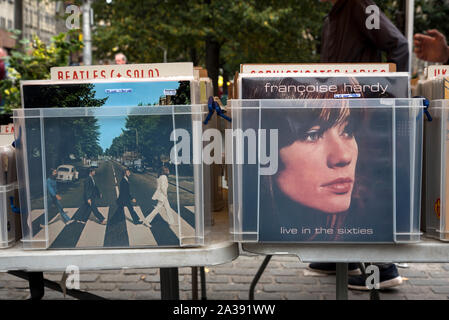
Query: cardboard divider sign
[[425, 65, 449, 80], [51, 63, 194, 81], [0, 124, 14, 135], [240, 63, 396, 74]]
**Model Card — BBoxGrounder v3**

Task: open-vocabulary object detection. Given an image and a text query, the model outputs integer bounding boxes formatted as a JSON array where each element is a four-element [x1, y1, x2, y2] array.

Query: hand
[[88, 199, 91, 206], [56, 194, 62, 201], [132, 198, 136, 203], [414, 29, 449, 63]]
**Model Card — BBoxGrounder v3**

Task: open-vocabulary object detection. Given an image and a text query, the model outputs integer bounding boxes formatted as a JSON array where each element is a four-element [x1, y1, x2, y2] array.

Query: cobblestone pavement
[[1, 254, 449, 300]]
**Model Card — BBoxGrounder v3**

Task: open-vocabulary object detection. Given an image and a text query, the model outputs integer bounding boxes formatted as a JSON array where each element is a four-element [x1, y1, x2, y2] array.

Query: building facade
[[23, 0, 64, 44], [0, 0, 67, 52], [0, 0, 16, 50]]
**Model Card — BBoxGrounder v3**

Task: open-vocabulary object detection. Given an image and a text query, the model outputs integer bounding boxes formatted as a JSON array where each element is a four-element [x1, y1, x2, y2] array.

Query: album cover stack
[[0, 141, 20, 248], [229, 64, 423, 243], [14, 62, 217, 249], [416, 74, 449, 241]]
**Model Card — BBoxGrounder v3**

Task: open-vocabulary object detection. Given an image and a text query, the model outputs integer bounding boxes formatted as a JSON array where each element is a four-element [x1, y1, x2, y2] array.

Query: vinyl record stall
[[0, 63, 238, 300], [227, 64, 449, 300], [4, 62, 449, 301]]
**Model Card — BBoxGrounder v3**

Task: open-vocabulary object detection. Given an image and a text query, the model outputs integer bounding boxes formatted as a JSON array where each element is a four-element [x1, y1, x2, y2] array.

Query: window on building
[[7, 19, 12, 30], [0, 17, 5, 29]]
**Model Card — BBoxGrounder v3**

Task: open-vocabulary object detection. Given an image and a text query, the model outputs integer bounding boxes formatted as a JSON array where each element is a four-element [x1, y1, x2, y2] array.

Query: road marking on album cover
[[33, 208, 78, 244], [31, 209, 45, 223], [133, 205, 146, 221], [124, 206, 157, 246], [115, 186, 119, 198], [76, 207, 110, 248], [170, 208, 195, 239], [31, 204, 195, 247], [47, 208, 78, 245]]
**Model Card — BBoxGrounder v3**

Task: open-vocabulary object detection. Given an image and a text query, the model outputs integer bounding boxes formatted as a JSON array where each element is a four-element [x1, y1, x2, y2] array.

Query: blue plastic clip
[[204, 97, 215, 125], [12, 126, 22, 149], [423, 98, 432, 122], [9, 196, 20, 214], [414, 96, 432, 121], [203, 96, 232, 125]]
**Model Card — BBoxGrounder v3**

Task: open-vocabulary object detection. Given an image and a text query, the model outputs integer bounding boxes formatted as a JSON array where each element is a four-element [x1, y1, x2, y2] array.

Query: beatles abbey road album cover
[[235, 74, 411, 242], [18, 79, 202, 249]]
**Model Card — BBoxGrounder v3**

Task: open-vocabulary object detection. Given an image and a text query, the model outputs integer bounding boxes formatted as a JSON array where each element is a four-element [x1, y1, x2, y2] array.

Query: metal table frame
[[243, 237, 449, 300], [0, 241, 239, 300]]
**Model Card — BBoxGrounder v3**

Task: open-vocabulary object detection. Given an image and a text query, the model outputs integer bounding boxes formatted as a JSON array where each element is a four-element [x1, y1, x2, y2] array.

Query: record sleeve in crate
[[231, 74, 422, 243], [17, 78, 206, 249], [417, 78, 449, 241]]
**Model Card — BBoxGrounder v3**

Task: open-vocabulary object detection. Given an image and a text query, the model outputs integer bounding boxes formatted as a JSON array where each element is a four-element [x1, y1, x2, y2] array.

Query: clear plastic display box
[[424, 100, 449, 241], [0, 183, 20, 248], [13, 105, 211, 250], [229, 98, 424, 243]]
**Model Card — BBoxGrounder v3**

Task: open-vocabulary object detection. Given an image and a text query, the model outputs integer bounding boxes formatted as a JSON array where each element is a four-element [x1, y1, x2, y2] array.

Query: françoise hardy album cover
[[19, 80, 198, 249], [237, 75, 410, 242]]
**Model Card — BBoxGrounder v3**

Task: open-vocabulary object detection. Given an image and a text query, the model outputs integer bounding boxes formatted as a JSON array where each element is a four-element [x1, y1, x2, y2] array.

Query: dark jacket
[[0, 60, 5, 103], [117, 177, 132, 205], [320, 0, 409, 72], [0, 60, 5, 81], [84, 175, 100, 202]]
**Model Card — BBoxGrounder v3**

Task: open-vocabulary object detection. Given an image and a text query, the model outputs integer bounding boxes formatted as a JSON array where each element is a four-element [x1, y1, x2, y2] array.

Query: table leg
[[249, 255, 272, 300], [9, 270, 107, 300], [192, 267, 198, 300], [200, 267, 207, 300], [336, 263, 348, 300], [160, 267, 179, 300], [28, 272, 45, 300]]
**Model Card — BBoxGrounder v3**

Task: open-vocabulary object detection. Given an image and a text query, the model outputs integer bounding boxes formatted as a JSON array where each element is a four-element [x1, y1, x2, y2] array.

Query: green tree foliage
[[105, 81, 191, 172], [92, 0, 328, 84], [23, 82, 106, 169], [355, 0, 449, 38], [173, 81, 191, 105], [44, 116, 103, 169], [0, 31, 83, 113], [22, 83, 107, 108], [106, 115, 173, 169], [92, 0, 449, 74], [414, 0, 449, 36]]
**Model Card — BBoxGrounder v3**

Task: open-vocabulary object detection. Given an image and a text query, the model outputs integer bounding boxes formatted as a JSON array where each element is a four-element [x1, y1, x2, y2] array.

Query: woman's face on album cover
[[276, 120, 358, 213]]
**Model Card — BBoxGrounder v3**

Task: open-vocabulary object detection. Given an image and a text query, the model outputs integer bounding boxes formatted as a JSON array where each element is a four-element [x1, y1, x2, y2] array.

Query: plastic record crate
[[13, 105, 210, 250], [229, 98, 424, 243], [0, 183, 20, 248], [424, 99, 449, 241]]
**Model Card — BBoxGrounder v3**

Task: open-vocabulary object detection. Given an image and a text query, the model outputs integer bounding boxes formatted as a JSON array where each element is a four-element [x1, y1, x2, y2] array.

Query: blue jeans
[[49, 196, 70, 223]]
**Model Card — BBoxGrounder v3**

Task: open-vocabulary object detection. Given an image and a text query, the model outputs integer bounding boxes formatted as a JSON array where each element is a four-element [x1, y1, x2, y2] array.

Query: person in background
[[320, 0, 409, 71], [308, 0, 409, 290], [414, 29, 449, 63], [0, 48, 8, 107], [115, 52, 127, 65], [0, 48, 6, 78]]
